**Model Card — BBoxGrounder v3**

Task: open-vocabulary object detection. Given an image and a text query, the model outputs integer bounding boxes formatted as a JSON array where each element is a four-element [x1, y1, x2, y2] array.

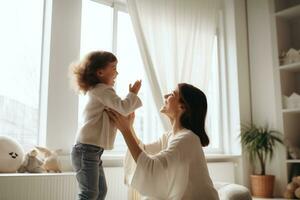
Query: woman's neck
[[172, 118, 184, 134]]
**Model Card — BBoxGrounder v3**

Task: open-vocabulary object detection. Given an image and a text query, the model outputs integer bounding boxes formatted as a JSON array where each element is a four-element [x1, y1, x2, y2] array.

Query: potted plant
[[240, 124, 283, 198]]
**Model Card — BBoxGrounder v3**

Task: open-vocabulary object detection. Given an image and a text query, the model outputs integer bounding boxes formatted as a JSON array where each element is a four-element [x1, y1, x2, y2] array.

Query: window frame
[[38, 0, 47, 146]]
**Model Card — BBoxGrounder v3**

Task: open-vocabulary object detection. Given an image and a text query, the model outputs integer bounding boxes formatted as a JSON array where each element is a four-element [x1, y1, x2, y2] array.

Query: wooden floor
[[253, 198, 285, 200]]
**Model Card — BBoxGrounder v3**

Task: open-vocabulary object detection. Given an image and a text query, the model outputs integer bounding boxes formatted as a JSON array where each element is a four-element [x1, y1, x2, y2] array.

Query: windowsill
[[0, 154, 242, 175], [0, 172, 75, 177], [101, 153, 241, 167], [205, 154, 241, 161], [57, 153, 242, 168], [102, 154, 125, 167]]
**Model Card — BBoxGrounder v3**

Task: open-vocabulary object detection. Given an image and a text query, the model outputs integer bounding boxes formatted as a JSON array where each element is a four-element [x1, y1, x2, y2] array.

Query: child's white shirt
[[75, 83, 142, 149]]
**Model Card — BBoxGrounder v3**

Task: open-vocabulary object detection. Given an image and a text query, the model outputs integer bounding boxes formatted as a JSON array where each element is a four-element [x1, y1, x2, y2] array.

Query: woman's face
[[97, 61, 118, 86], [160, 87, 184, 119]]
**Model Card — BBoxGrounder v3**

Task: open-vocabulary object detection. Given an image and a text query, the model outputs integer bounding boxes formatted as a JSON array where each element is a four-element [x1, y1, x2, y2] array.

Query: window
[[205, 35, 223, 152], [0, 1, 45, 150], [79, 0, 224, 155], [79, 1, 163, 156], [114, 10, 164, 154]]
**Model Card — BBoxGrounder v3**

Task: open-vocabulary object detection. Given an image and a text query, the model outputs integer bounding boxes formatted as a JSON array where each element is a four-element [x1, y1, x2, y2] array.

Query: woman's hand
[[106, 109, 134, 133]]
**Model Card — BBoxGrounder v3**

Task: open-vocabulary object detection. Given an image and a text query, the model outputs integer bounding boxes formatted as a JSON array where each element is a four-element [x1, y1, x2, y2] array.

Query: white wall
[[222, 1, 287, 196], [247, 0, 286, 196]]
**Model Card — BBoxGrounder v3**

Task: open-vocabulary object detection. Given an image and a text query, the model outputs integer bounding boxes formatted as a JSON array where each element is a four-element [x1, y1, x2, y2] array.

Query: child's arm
[[96, 83, 142, 116], [129, 80, 141, 95]]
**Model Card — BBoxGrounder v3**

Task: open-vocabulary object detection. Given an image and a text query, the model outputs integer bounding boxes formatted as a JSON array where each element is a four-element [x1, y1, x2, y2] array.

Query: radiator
[[0, 162, 236, 200], [207, 162, 236, 183], [0, 168, 127, 200]]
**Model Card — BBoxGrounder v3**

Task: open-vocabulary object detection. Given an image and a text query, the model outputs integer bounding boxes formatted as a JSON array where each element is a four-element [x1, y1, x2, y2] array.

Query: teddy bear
[[18, 148, 44, 173], [283, 176, 300, 199], [35, 146, 62, 173]]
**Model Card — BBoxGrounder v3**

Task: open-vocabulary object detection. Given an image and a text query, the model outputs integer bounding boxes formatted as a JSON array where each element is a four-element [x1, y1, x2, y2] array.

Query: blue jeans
[[71, 143, 107, 200]]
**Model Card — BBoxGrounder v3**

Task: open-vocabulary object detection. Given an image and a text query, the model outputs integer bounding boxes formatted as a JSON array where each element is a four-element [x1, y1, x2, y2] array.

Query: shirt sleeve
[[130, 134, 193, 199], [123, 134, 167, 185], [93, 86, 142, 116], [143, 133, 168, 155]]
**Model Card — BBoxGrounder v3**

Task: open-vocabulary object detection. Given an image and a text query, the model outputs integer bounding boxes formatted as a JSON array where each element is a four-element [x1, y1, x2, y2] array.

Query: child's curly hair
[[69, 51, 117, 94]]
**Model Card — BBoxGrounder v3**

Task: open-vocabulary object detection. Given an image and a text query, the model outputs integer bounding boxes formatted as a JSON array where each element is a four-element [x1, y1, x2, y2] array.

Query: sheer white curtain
[[127, 0, 221, 130], [126, 0, 221, 198]]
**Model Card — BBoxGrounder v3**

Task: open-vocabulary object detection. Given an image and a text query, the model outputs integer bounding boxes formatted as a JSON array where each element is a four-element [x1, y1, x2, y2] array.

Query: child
[[69, 51, 142, 200]]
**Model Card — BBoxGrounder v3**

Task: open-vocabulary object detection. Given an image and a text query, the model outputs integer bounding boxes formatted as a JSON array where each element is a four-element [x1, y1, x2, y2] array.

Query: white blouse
[[75, 83, 142, 149], [124, 129, 219, 200]]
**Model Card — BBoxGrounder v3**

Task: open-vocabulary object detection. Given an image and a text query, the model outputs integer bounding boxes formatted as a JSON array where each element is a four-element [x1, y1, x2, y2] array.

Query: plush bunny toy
[[18, 149, 44, 173], [35, 146, 62, 173]]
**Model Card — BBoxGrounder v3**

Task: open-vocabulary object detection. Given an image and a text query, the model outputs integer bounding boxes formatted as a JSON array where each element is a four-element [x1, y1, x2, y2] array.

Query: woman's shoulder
[[167, 129, 202, 161], [169, 129, 200, 147], [175, 129, 198, 140]]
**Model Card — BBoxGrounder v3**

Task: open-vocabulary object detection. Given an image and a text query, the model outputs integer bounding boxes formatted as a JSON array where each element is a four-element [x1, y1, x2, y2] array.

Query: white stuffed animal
[[18, 149, 44, 173], [35, 146, 62, 173], [0, 136, 24, 173]]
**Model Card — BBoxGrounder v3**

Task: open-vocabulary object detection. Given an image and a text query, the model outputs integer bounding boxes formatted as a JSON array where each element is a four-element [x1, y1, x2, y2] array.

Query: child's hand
[[129, 80, 142, 94]]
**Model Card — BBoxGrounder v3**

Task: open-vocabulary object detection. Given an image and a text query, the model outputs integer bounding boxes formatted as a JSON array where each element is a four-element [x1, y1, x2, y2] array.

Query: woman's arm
[[106, 109, 142, 162], [128, 117, 140, 146], [106, 109, 166, 158], [127, 116, 164, 154], [121, 129, 142, 162], [107, 108, 195, 199]]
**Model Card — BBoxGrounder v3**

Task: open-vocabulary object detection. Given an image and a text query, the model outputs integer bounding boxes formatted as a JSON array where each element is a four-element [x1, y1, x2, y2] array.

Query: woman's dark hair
[[70, 51, 117, 93], [178, 83, 210, 147]]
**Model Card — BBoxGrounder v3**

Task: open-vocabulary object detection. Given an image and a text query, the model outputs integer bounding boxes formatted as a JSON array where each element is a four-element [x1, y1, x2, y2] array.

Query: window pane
[[80, 0, 113, 56], [206, 35, 221, 151], [108, 11, 163, 155], [79, 1, 113, 126], [0, 1, 44, 150]]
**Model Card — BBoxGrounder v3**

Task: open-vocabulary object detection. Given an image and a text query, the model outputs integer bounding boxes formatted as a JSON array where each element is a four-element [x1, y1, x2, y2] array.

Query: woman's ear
[[179, 104, 185, 111]]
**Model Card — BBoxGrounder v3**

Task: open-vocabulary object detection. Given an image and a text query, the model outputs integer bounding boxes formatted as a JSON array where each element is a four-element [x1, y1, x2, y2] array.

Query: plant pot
[[250, 175, 275, 198]]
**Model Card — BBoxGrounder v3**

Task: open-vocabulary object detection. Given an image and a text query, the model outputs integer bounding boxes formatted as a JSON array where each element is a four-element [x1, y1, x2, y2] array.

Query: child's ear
[[96, 69, 104, 77]]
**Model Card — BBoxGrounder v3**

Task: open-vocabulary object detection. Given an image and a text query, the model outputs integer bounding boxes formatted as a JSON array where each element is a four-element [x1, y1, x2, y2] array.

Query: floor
[[253, 198, 285, 200]]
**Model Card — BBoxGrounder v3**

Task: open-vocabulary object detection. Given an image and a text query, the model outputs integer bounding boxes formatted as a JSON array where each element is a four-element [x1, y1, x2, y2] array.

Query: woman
[[106, 83, 219, 200]]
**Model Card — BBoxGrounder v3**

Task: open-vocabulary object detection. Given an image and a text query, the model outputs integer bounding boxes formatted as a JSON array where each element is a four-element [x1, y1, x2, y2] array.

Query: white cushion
[[214, 182, 252, 200]]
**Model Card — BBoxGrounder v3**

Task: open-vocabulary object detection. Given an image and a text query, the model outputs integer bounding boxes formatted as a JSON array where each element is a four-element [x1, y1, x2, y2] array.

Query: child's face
[[97, 61, 118, 86]]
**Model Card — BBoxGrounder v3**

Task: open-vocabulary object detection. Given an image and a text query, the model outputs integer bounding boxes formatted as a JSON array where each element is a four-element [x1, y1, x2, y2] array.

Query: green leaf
[[239, 123, 283, 174]]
